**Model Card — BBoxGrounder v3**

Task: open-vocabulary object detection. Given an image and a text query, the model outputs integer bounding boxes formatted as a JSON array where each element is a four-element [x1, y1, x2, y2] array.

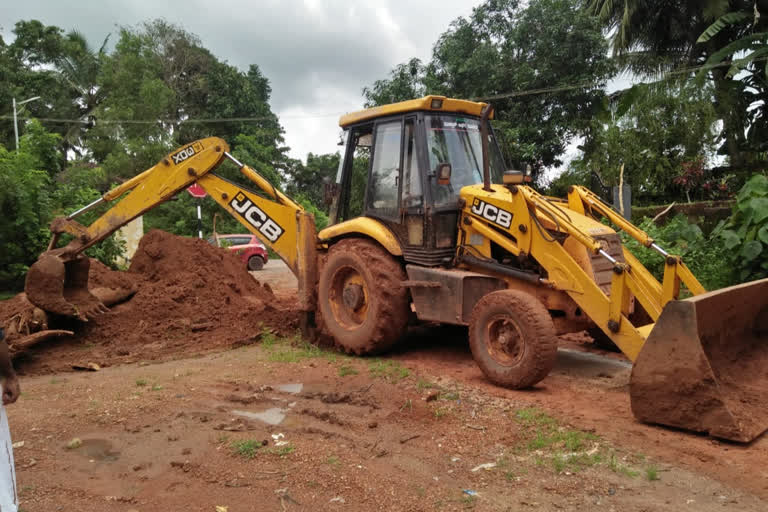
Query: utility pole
[[12, 96, 41, 152]]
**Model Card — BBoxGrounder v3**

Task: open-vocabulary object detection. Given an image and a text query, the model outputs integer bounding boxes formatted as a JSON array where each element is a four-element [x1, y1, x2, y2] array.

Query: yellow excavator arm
[[25, 137, 317, 321]]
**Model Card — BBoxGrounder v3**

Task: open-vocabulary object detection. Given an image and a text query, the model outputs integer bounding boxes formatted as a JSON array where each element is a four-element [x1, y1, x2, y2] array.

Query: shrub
[[712, 174, 768, 283]]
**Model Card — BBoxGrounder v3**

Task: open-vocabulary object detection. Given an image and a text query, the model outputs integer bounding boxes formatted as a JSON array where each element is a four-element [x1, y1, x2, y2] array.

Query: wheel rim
[[484, 314, 525, 366], [328, 265, 369, 329], [248, 257, 261, 270]]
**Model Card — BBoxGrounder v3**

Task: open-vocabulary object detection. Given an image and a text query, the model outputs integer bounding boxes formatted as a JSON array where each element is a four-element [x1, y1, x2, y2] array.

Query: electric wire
[[4, 55, 765, 127]]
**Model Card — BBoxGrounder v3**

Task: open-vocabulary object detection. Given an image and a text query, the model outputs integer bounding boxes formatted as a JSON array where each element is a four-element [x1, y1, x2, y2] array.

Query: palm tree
[[55, 30, 110, 157], [585, 0, 734, 72], [585, 0, 760, 169]]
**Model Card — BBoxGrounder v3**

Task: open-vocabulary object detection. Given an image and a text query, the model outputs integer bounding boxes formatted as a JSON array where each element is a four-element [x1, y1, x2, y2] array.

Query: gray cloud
[[1, 0, 481, 159]]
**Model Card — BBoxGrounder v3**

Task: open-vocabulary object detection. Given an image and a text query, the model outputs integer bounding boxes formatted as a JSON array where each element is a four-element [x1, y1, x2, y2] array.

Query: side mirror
[[323, 182, 340, 206], [436, 162, 452, 185]]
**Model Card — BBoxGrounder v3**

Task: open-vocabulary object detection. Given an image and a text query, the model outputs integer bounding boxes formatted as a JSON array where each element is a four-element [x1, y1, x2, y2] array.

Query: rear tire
[[469, 290, 558, 389], [247, 255, 265, 271], [318, 239, 409, 355]]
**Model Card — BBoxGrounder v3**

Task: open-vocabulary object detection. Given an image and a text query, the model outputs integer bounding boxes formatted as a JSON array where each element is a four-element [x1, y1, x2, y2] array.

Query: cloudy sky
[[1, 0, 483, 161]]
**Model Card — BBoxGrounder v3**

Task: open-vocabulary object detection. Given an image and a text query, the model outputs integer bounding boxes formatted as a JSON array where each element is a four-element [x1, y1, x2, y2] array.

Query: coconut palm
[[586, 0, 766, 169], [585, 0, 735, 74], [55, 30, 110, 157]]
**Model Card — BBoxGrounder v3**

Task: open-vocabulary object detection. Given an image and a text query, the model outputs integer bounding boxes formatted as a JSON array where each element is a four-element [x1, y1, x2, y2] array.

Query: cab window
[[368, 120, 402, 218], [426, 115, 504, 207], [403, 117, 422, 208]]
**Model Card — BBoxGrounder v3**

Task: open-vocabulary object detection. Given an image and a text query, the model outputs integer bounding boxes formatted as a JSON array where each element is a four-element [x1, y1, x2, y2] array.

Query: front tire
[[248, 255, 265, 271], [318, 239, 409, 355], [469, 290, 558, 389]]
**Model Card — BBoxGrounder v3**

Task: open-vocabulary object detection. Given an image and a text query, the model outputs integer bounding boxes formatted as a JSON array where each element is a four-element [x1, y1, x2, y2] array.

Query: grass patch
[[135, 379, 147, 387], [514, 407, 558, 429], [440, 390, 460, 401], [400, 399, 413, 412], [260, 329, 326, 362], [416, 378, 436, 390], [0, 291, 15, 301], [151, 384, 163, 391], [266, 444, 295, 457], [368, 359, 410, 382], [511, 406, 646, 477], [552, 452, 567, 473], [608, 452, 640, 478], [433, 407, 450, 420], [326, 455, 340, 466], [496, 456, 524, 481], [230, 439, 263, 459], [338, 365, 358, 377], [525, 428, 597, 452], [645, 465, 660, 481]]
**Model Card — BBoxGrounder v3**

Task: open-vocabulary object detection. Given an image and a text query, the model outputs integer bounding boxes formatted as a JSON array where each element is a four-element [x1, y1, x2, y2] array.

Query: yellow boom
[[25, 137, 317, 323]]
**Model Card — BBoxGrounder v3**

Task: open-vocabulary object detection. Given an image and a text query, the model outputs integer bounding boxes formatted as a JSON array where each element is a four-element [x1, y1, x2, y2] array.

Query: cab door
[[366, 118, 403, 221], [366, 116, 428, 252]]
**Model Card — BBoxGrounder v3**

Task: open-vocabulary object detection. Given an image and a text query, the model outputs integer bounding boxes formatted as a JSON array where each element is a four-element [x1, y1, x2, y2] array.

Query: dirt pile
[[5, 230, 299, 373]]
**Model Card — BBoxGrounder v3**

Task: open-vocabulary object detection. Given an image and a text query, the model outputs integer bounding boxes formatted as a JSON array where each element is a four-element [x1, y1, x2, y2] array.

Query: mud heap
[[3, 230, 299, 372]]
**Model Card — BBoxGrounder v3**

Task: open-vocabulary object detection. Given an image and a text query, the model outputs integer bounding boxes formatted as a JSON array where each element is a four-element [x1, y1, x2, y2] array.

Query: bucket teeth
[[630, 278, 768, 443], [25, 254, 108, 321]]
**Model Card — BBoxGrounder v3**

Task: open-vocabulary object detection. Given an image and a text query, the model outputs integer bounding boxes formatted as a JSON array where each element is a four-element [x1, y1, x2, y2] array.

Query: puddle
[[232, 408, 287, 425], [275, 383, 303, 394], [558, 348, 632, 368], [71, 439, 120, 462]]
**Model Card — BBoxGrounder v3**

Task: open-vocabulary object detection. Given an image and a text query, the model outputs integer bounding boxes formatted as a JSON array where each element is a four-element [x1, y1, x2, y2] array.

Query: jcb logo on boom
[[230, 193, 284, 243], [471, 198, 512, 229], [171, 142, 203, 164]]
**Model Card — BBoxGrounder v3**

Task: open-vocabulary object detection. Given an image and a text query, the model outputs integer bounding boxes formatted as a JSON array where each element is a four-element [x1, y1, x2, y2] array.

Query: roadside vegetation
[[3, 0, 767, 296]]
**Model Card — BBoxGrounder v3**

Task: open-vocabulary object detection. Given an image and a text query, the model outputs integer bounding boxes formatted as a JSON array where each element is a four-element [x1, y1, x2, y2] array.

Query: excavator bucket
[[25, 253, 107, 320], [630, 278, 768, 442]]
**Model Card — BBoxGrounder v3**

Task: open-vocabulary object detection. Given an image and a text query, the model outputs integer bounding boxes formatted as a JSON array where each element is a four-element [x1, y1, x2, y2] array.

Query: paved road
[[250, 258, 297, 290]]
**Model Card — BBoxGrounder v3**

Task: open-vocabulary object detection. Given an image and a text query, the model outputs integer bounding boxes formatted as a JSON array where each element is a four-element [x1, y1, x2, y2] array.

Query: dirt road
[[9, 337, 764, 512], [5, 258, 766, 511]]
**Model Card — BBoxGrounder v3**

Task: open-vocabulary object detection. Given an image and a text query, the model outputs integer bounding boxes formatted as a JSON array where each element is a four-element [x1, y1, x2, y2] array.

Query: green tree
[[363, 58, 426, 107], [574, 82, 720, 202], [54, 30, 110, 156], [1, 17, 322, 255], [0, 137, 52, 287], [0, 122, 123, 288], [586, 0, 766, 175], [0, 20, 112, 162], [364, 0, 614, 181], [286, 152, 340, 210]]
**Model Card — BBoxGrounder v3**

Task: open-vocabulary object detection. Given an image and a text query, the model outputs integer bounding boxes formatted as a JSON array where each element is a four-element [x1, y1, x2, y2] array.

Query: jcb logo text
[[230, 193, 284, 242], [471, 199, 512, 229], [171, 143, 202, 165]]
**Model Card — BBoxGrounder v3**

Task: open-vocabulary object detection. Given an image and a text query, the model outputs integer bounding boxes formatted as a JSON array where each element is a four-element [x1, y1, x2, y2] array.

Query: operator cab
[[328, 96, 506, 266]]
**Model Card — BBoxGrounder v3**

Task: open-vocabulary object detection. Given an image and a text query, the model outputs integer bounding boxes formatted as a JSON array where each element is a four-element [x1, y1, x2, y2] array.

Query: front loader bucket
[[25, 254, 106, 320], [630, 278, 768, 442]]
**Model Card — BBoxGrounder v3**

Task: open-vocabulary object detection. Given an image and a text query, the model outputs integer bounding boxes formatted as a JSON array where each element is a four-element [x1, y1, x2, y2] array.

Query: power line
[[2, 56, 765, 126], [0, 112, 345, 125], [473, 56, 768, 102]]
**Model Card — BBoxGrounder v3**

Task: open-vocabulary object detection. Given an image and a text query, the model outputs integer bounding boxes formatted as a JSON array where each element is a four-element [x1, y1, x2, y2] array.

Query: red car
[[211, 234, 269, 271]]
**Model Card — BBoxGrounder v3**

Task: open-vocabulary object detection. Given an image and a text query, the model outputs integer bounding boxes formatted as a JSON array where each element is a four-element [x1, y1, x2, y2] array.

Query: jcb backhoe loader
[[25, 96, 768, 442]]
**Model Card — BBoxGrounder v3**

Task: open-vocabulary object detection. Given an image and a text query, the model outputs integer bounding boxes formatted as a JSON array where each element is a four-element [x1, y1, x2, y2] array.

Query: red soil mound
[[4, 230, 299, 373]]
